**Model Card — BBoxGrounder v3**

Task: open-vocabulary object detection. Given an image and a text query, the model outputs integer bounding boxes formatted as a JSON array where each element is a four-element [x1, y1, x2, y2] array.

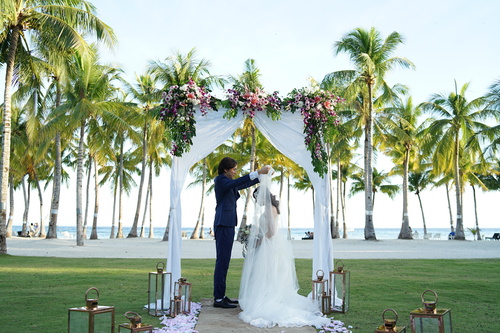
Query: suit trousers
[[213, 226, 235, 300]]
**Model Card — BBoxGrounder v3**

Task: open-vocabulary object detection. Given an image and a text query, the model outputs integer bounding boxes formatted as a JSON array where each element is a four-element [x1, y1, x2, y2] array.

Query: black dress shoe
[[213, 298, 237, 308], [224, 296, 239, 304]]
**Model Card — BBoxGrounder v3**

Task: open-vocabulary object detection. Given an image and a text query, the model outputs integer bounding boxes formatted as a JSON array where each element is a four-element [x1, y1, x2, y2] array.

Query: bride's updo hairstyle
[[218, 157, 237, 175], [253, 186, 280, 214]]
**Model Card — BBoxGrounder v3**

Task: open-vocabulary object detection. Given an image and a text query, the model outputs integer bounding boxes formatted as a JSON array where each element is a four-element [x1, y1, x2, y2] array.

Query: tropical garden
[[1, 1, 500, 255]]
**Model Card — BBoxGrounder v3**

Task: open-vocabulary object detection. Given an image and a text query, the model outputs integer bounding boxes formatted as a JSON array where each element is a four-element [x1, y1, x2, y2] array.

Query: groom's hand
[[257, 165, 271, 174]]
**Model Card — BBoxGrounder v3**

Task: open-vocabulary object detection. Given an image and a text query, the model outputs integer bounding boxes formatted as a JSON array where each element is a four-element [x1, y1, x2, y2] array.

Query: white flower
[[180, 84, 188, 91]]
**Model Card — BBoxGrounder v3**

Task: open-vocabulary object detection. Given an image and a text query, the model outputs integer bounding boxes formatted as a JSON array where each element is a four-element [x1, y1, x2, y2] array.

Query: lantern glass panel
[[148, 271, 171, 316], [68, 307, 114, 333], [312, 280, 328, 306], [330, 270, 350, 313], [118, 323, 154, 333], [175, 279, 192, 314], [411, 309, 452, 333]]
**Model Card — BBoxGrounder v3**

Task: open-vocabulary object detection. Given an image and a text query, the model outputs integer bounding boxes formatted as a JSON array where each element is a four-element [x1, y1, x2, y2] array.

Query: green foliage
[[1, 255, 499, 332]]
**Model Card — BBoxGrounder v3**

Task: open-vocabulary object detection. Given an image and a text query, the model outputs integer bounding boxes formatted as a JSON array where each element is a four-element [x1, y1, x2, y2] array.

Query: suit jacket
[[213, 174, 259, 227]]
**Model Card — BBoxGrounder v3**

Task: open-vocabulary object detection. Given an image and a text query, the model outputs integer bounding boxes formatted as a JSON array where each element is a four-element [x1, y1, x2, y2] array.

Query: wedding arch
[[166, 109, 335, 287]]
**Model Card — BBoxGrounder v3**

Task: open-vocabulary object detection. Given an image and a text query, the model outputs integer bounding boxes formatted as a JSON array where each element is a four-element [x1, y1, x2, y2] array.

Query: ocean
[[15, 225, 496, 241]]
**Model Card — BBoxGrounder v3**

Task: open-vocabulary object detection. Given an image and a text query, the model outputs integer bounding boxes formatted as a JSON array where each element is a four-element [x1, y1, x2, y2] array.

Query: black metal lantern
[[174, 277, 192, 315], [68, 287, 115, 333], [375, 308, 407, 332], [118, 311, 153, 333], [410, 290, 453, 333], [312, 269, 328, 307], [329, 259, 350, 313], [148, 262, 172, 316]]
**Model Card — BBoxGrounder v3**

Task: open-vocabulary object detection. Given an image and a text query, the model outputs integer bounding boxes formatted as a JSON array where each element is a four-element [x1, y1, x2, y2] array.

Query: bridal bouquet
[[157, 79, 216, 156], [284, 87, 343, 175], [239, 224, 252, 258], [223, 87, 282, 120]]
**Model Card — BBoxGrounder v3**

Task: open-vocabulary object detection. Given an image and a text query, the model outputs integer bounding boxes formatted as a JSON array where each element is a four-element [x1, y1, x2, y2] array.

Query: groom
[[213, 157, 270, 308]]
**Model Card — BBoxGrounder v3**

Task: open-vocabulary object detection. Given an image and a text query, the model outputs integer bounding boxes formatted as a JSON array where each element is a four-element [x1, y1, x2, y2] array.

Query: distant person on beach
[[212, 157, 270, 309]]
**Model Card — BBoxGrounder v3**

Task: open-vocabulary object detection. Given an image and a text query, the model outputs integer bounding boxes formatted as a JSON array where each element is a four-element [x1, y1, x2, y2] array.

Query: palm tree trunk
[[472, 185, 482, 240], [116, 141, 124, 238], [398, 149, 412, 239], [364, 81, 376, 240], [140, 166, 151, 238], [330, 165, 339, 238], [0, 25, 20, 253], [34, 172, 45, 237], [162, 208, 171, 241], [416, 190, 428, 238], [7, 176, 14, 237], [445, 183, 454, 233], [191, 158, 207, 239], [22, 179, 30, 237], [47, 132, 62, 239], [453, 134, 465, 240], [83, 155, 92, 239], [341, 178, 348, 239], [76, 123, 86, 246], [128, 121, 148, 238], [148, 162, 154, 238], [110, 179, 117, 239], [90, 159, 99, 239], [47, 82, 63, 239]]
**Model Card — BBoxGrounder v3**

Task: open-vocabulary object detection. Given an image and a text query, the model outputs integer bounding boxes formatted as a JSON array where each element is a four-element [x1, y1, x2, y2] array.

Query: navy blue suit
[[213, 173, 259, 300]]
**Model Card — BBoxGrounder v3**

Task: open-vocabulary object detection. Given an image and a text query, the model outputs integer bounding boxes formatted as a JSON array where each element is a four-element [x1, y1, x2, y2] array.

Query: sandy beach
[[6, 236, 500, 259]]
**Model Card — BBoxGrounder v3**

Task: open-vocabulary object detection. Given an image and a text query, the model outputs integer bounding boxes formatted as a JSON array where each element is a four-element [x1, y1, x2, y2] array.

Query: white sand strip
[[6, 237, 500, 259]]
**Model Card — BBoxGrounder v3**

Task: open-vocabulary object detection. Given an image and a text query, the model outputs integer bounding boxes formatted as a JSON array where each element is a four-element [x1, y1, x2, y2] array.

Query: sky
[[4, 0, 500, 232]]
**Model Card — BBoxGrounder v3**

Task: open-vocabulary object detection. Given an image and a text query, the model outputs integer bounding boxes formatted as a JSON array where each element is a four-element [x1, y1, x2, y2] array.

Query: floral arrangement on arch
[[223, 87, 282, 120], [157, 78, 216, 156], [284, 87, 343, 175]]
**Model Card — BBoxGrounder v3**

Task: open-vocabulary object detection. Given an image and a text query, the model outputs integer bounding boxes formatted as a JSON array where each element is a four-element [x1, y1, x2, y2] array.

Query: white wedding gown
[[238, 170, 330, 329]]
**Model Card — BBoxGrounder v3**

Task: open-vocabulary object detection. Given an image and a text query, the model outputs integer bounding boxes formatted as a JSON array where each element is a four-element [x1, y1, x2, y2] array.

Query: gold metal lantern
[[410, 290, 453, 333], [68, 287, 115, 333], [329, 259, 350, 313], [173, 277, 192, 315], [375, 308, 407, 333], [118, 311, 153, 333], [321, 292, 331, 315], [148, 262, 172, 316], [312, 269, 328, 307]]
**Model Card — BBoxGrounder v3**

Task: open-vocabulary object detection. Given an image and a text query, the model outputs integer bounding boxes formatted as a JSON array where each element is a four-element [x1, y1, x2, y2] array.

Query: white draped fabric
[[166, 110, 244, 294], [166, 109, 334, 296], [253, 112, 334, 278]]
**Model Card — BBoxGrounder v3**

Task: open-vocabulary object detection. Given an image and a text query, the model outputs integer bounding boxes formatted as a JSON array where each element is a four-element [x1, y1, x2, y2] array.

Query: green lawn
[[1, 255, 498, 332]]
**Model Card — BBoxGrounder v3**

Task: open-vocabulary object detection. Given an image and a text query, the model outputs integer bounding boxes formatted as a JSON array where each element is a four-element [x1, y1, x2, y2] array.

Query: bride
[[238, 167, 330, 328]]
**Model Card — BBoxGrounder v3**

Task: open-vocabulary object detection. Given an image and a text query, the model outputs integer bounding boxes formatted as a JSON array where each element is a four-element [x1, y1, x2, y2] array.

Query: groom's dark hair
[[218, 157, 237, 175]]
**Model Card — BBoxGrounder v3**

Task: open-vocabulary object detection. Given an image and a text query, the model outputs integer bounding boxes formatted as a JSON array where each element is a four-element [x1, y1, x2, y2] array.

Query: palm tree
[[0, 0, 116, 253], [379, 95, 424, 239], [148, 48, 222, 240], [408, 169, 434, 239], [124, 74, 162, 238], [188, 157, 218, 239], [54, 49, 130, 246], [324, 27, 414, 240], [420, 81, 498, 240]]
